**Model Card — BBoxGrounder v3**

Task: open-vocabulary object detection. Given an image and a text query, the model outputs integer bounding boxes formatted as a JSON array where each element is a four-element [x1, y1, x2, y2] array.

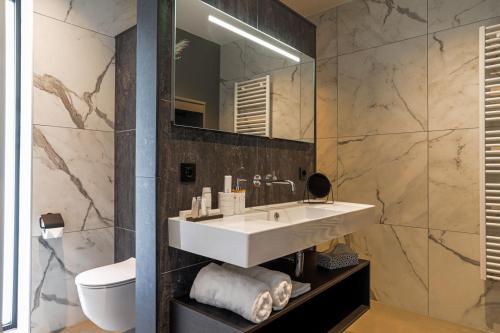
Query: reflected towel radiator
[[480, 24, 500, 281], [234, 75, 271, 137]]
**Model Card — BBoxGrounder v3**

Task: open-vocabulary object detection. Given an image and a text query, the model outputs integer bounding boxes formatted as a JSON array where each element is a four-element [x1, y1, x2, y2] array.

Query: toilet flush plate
[[168, 201, 375, 268]]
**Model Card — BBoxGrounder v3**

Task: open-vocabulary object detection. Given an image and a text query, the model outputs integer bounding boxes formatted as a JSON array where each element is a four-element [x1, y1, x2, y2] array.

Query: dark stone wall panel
[[115, 130, 136, 231], [116, 27, 137, 131], [115, 227, 136, 262], [201, 0, 258, 27], [257, 0, 316, 58]]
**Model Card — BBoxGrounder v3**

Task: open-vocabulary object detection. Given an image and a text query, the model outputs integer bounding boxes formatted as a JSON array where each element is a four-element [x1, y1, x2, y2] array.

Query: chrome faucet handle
[[253, 175, 262, 187], [264, 173, 277, 185]]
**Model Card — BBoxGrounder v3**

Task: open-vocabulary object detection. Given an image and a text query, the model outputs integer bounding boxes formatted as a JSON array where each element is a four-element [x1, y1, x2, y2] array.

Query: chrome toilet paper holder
[[39, 213, 65, 239]]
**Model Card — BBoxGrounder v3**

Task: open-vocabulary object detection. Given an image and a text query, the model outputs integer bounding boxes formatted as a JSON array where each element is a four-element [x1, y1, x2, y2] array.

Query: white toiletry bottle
[[191, 197, 199, 218], [224, 175, 232, 193], [200, 197, 207, 217], [202, 187, 212, 211]]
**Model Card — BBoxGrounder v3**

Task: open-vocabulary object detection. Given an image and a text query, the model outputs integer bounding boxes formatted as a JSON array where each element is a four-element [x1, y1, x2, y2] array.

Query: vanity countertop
[[168, 201, 375, 267]]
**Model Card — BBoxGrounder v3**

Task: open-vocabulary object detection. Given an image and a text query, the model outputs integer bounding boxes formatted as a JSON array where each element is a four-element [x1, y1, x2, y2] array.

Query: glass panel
[[174, 0, 315, 143], [2, 0, 18, 328]]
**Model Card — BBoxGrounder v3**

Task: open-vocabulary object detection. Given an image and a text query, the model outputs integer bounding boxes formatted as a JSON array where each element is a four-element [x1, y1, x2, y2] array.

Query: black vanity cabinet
[[171, 260, 370, 333]]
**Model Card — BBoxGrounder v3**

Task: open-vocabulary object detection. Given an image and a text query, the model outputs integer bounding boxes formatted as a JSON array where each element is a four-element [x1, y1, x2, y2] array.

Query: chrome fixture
[[295, 251, 304, 277], [253, 174, 262, 187], [264, 174, 296, 193]]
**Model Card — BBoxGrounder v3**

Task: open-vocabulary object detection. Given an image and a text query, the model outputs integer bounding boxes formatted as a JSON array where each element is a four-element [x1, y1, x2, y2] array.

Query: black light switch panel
[[180, 163, 196, 182], [299, 167, 307, 181]]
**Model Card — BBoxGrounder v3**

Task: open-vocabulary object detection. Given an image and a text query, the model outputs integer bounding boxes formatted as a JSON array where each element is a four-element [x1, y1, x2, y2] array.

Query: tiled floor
[[65, 301, 484, 333], [346, 302, 484, 333]]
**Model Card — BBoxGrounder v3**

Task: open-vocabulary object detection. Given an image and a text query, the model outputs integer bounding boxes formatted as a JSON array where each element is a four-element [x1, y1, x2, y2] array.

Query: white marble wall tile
[[338, 36, 427, 136], [428, 0, 500, 33], [429, 230, 500, 331], [316, 138, 338, 196], [347, 224, 429, 315], [338, 132, 428, 228], [428, 23, 480, 131], [309, 7, 337, 60], [33, 14, 115, 131], [245, 42, 297, 78], [34, 0, 137, 37], [272, 66, 301, 140], [316, 57, 338, 139], [337, 0, 427, 55], [220, 39, 246, 81], [219, 80, 235, 132], [429, 129, 479, 234], [30, 228, 114, 333], [300, 61, 315, 142], [32, 126, 114, 235]]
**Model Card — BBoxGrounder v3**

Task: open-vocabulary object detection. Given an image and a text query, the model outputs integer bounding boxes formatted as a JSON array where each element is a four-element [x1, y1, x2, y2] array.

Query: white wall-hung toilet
[[75, 257, 136, 332]]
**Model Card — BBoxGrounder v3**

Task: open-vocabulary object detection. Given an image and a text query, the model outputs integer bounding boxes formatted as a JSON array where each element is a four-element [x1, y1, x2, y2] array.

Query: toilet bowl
[[75, 257, 136, 332]]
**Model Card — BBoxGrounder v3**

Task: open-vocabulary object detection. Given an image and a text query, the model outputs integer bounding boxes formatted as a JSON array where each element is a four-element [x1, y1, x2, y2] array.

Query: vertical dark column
[[136, 0, 158, 332], [115, 26, 137, 263]]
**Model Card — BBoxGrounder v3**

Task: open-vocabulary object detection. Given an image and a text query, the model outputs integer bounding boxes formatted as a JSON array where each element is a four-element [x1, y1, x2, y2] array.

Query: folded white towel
[[190, 263, 273, 323], [223, 263, 292, 311]]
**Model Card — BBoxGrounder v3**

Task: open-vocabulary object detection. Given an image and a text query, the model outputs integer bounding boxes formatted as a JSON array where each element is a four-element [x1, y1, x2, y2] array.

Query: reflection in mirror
[[174, 0, 315, 143]]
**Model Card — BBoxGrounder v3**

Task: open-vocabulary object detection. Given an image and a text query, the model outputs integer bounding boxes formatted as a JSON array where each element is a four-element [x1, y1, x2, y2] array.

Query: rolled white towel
[[190, 263, 273, 323], [223, 263, 292, 311]]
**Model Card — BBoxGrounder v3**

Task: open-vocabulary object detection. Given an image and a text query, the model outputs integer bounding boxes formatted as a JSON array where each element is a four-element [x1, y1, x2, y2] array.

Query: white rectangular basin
[[168, 201, 375, 267]]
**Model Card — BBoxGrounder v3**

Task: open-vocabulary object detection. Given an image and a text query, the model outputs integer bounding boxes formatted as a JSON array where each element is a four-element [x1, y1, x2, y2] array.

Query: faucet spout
[[271, 180, 296, 193]]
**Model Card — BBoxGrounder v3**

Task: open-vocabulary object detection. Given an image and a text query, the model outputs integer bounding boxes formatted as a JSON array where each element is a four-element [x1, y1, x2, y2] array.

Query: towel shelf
[[171, 258, 370, 333]]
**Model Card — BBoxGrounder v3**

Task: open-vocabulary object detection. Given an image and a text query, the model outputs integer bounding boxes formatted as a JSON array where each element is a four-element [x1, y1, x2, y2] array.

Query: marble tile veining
[[272, 65, 301, 141], [220, 39, 246, 81], [338, 132, 428, 228], [428, 0, 500, 33], [337, 0, 427, 55], [316, 138, 338, 197], [245, 41, 297, 78], [32, 126, 114, 235], [429, 129, 479, 234], [338, 36, 427, 137], [34, 0, 137, 37], [309, 7, 337, 60], [428, 22, 486, 131], [316, 57, 338, 139], [347, 224, 429, 315], [219, 79, 236, 132], [30, 228, 114, 333], [300, 61, 315, 142], [33, 14, 115, 131], [429, 230, 500, 331]]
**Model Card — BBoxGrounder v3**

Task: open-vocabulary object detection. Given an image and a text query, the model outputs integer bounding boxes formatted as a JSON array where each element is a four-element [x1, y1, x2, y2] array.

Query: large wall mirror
[[174, 0, 315, 143]]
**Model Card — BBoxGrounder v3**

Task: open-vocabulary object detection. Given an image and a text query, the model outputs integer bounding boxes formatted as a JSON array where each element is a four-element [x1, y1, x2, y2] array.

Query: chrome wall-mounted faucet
[[253, 173, 296, 193]]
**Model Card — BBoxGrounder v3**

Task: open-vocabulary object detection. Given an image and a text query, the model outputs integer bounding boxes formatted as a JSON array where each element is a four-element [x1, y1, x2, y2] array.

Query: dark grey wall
[[175, 28, 220, 129], [114, 1, 316, 332], [115, 26, 136, 263]]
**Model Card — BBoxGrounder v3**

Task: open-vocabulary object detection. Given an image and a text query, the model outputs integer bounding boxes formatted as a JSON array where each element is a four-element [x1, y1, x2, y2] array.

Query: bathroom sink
[[168, 201, 374, 267], [259, 205, 339, 224]]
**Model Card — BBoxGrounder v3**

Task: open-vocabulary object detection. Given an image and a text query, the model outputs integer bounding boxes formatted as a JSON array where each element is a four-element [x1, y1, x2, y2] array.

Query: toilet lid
[[75, 257, 136, 288]]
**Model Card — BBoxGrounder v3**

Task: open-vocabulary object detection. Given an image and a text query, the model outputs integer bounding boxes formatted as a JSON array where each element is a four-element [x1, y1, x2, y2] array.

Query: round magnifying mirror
[[306, 173, 332, 198]]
